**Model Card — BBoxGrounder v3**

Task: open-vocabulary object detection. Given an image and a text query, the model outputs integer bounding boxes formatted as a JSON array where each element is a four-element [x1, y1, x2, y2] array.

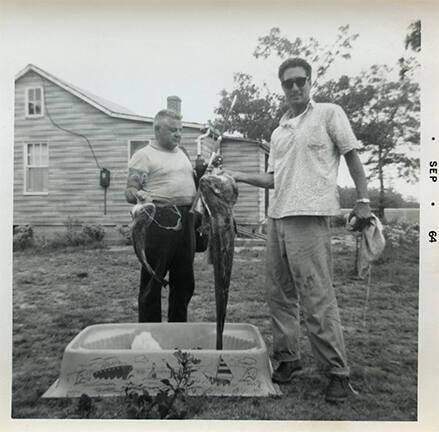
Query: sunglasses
[[281, 77, 308, 89]]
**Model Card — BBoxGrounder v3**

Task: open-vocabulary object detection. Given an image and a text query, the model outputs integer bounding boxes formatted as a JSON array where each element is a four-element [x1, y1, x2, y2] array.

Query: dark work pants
[[138, 205, 195, 323]]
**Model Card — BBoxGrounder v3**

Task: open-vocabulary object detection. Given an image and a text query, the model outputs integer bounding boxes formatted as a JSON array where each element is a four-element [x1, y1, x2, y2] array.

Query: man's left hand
[[210, 154, 223, 168], [349, 202, 372, 231]]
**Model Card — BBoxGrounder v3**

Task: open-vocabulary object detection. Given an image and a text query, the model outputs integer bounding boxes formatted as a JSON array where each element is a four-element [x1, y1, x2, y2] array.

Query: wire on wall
[[40, 77, 101, 169]]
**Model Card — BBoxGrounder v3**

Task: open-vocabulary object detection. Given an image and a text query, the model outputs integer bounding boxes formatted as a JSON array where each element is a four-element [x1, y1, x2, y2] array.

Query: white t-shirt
[[128, 145, 196, 206], [267, 100, 361, 218]]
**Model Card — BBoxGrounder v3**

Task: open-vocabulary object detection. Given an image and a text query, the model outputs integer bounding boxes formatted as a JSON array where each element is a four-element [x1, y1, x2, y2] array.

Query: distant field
[[341, 208, 419, 224], [383, 208, 420, 223]]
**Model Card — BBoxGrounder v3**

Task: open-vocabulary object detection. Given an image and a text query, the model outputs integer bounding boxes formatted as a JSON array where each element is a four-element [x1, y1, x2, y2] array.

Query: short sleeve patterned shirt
[[267, 100, 361, 218]]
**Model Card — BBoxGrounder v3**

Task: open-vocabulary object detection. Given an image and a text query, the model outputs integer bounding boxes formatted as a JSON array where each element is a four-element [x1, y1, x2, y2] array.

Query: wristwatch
[[356, 198, 370, 204]]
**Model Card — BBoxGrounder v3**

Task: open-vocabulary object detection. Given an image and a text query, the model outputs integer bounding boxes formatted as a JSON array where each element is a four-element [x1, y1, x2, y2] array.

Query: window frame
[[127, 138, 151, 161], [23, 142, 49, 195], [25, 86, 45, 118]]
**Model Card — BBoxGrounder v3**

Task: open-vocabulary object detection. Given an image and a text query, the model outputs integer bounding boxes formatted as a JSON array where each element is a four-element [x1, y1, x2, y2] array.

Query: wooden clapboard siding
[[14, 70, 202, 227], [180, 135, 216, 162], [14, 68, 267, 231], [220, 139, 262, 225]]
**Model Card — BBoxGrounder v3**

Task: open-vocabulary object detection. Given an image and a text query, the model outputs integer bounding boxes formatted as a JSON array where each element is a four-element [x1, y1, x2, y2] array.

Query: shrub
[[13, 225, 34, 250], [13, 219, 107, 251], [383, 221, 420, 248], [51, 218, 106, 248], [330, 214, 347, 228], [82, 224, 105, 242], [377, 220, 419, 265], [54, 217, 88, 246]]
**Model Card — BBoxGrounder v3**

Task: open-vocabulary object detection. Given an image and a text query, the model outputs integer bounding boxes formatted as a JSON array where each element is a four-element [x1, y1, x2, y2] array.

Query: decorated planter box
[[43, 323, 281, 398]]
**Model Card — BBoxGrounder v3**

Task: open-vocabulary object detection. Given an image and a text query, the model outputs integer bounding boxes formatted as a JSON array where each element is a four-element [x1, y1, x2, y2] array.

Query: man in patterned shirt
[[125, 109, 197, 323], [226, 57, 371, 403]]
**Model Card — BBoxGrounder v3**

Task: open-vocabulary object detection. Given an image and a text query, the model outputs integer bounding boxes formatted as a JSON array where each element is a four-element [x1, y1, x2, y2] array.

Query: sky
[[1, 0, 424, 199]]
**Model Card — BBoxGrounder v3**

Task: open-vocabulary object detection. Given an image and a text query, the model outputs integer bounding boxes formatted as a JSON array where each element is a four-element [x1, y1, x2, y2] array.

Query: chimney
[[167, 96, 182, 115]]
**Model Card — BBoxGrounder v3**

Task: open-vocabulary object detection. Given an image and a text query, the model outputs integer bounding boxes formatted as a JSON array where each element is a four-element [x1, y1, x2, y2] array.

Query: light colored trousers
[[266, 216, 349, 376]]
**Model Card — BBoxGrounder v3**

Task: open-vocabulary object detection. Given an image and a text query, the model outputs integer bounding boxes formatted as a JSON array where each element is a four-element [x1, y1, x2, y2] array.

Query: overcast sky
[[2, 1, 423, 199]]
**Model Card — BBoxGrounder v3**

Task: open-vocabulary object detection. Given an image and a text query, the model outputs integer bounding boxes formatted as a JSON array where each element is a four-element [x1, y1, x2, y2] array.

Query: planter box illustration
[[43, 322, 281, 398]]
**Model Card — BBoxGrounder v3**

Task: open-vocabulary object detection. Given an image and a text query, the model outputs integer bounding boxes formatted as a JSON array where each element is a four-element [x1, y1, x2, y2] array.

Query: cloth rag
[[356, 214, 386, 278]]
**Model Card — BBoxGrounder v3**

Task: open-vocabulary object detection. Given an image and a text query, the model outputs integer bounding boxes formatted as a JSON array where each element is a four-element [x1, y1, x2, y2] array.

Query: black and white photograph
[[0, 0, 437, 430]]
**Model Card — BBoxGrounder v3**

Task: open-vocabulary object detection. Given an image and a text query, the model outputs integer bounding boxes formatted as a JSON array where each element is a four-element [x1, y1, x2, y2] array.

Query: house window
[[25, 87, 44, 117], [25, 143, 48, 193], [129, 139, 150, 160]]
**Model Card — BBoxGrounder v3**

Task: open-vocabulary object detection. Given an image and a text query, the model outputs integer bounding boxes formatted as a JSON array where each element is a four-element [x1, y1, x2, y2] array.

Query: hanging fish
[[130, 202, 168, 287], [199, 171, 238, 350]]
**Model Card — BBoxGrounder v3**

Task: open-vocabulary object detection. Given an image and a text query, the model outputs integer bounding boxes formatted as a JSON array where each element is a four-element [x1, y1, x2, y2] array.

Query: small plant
[[33, 233, 50, 249], [13, 225, 34, 250], [124, 350, 201, 419], [55, 217, 88, 246], [117, 224, 132, 245], [76, 393, 94, 418], [124, 388, 158, 419]]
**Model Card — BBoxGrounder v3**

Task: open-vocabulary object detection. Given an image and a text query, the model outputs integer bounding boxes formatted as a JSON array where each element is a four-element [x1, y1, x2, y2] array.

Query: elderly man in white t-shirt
[[125, 109, 197, 323], [226, 57, 371, 403]]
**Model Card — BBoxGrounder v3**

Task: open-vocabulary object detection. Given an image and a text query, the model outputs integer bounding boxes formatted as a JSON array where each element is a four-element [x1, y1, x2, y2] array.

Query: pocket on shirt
[[304, 125, 327, 151]]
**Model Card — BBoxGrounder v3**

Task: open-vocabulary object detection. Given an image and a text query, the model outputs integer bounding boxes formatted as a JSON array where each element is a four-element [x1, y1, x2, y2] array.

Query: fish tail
[[140, 250, 169, 288], [216, 319, 224, 350], [216, 288, 226, 350]]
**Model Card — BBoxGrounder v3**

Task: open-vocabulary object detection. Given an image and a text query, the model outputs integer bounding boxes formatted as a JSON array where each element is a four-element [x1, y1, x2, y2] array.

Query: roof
[[222, 135, 269, 154], [207, 129, 269, 153], [15, 64, 205, 130]]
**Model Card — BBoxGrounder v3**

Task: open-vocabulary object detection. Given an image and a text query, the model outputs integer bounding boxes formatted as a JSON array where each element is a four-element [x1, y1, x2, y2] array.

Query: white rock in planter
[[131, 332, 162, 351]]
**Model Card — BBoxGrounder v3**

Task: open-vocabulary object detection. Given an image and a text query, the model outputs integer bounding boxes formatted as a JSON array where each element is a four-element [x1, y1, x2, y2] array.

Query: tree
[[214, 25, 359, 140], [405, 20, 421, 52], [315, 20, 421, 217], [214, 73, 282, 142], [399, 20, 420, 81], [214, 23, 420, 218], [253, 25, 359, 87], [315, 64, 420, 218]]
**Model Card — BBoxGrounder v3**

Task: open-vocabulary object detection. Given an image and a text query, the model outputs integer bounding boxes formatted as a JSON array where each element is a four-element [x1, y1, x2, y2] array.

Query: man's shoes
[[325, 375, 350, 403], [272, 360, 302, 383]]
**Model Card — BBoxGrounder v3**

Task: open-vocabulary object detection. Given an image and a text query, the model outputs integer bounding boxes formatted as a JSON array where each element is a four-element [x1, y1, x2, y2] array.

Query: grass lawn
[[12, 229, 419, 420]]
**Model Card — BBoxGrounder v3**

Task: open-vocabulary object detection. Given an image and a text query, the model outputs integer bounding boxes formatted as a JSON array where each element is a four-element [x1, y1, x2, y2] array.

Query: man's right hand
[[222, 170, 274, 189], [222, 169, 243, 182], [135, 190, 153, 203]]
